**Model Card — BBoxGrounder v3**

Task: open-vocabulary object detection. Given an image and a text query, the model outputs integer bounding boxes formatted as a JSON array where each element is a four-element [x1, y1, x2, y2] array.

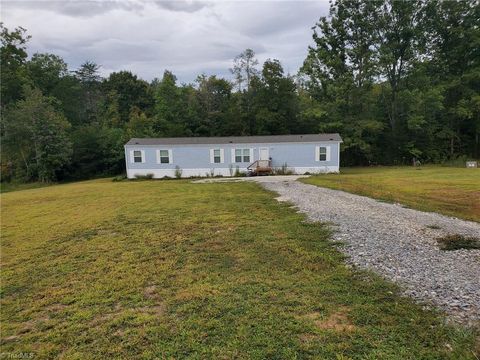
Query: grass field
[[1, 179, 478, 358], [302, 166, 480, 222], [0, 181, 52, 194]]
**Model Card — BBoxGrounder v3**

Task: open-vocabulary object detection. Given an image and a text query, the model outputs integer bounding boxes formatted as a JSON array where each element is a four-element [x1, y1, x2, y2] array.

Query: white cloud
[[1, 0, 329, 83]]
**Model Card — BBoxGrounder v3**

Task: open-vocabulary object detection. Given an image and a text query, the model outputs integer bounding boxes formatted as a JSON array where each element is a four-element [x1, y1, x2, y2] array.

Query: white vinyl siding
[[210, 149, 224, 164], [131, 150, 145, 163], [156, 149, 172, 164], [315, 146, 330, 162], [234, 148, 252, 163]]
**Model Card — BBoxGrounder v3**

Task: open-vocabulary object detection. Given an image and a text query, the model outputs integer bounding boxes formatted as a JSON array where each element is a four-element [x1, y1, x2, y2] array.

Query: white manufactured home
[[124, 133, 342, 178]]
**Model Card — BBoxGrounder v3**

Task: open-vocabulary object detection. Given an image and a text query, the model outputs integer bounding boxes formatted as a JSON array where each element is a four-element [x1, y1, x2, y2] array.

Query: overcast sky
[[2, 1, 329, 83]]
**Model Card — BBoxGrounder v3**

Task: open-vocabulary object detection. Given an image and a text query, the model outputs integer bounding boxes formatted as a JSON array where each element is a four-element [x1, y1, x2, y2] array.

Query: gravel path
[[262, 180, 480, 325]]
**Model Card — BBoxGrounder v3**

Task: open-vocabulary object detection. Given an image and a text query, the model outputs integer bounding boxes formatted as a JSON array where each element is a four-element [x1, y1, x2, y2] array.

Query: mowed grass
[[0, 181, 52, 194], [302, 166, 480, 222], [1, 179, 478, 359]]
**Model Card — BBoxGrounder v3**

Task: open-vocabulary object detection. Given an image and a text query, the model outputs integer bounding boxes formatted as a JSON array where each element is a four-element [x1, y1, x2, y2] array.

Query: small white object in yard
[[466, 161, 477, 168]]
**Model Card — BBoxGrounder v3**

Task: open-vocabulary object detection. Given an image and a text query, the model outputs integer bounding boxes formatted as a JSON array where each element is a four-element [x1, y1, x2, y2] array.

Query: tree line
[[1, 0, 478, 183]]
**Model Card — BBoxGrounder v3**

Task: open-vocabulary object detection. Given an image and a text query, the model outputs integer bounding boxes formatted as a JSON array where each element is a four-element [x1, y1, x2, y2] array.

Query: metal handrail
[[247, 159, 271, 170], [246, 160, 258, 170]]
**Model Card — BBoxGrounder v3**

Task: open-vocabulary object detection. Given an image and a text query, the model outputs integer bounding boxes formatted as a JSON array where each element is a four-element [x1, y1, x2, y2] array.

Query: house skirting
[[127, 166, 339, 179]]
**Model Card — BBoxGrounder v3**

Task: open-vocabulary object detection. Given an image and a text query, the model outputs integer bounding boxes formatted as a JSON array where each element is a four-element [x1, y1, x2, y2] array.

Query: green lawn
[[0, 181, 52, 194], [302, 166, 480, 222], [1, 179, 478, 358]]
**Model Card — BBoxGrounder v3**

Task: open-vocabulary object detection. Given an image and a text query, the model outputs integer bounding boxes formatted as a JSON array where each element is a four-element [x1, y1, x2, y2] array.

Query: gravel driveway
[[262, 180, 480, 325]]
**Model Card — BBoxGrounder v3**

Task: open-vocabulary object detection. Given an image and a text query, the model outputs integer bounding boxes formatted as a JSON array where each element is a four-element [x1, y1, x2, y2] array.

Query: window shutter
[[141, 150, 146, 163], [326, 146, 331, 161], [168, 149, 173, 164], [220, 149, 225, 163], [210, 149, 214, 164], [315, 146, 319, 162], [130, 150, 135, 164], [250, 148, 254, 162], [231, 149, 235, 163], [156, 150, 160, 164]]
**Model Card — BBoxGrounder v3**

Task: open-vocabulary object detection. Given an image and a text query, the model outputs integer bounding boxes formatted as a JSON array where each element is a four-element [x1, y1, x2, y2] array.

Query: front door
[[259, 147, 269, 160]]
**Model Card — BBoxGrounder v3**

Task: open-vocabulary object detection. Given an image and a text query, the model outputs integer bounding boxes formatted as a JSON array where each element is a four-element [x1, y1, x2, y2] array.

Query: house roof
[[126, 133, 342, 146]]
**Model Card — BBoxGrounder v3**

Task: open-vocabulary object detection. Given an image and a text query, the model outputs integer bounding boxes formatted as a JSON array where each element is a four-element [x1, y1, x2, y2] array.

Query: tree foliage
[[0, 23, 31, 107], [2, 87, 72, 182], [301, 0, 479, 164], [0, 2, 478, 182]]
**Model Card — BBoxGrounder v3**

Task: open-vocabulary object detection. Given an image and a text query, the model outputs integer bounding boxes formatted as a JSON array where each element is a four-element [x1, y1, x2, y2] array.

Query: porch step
[[247, 160, 273, 175]]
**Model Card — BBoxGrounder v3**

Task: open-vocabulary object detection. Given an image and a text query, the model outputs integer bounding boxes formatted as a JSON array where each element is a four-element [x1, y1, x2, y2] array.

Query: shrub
[[174, 166, 183, 179], [112, 174, 127, 182], [274, 163, 293, 175], [436, 234, 480, 251], [134, 173, 154, 180], [233, 166, 246, 177], [441, 155, 471, 168]]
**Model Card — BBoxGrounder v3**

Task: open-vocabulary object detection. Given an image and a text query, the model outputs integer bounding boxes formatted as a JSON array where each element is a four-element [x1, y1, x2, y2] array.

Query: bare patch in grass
[[1, 335, 20, 344], [90, 306, 123, 326], [144, 285, 158, 300], [113, 329, 125, 337], [436, 234, 480, 251], [137, 305, 165, 315], [303, 307, 356, 332], [19, 321, 35, 334], [299, 333, 318, 344]]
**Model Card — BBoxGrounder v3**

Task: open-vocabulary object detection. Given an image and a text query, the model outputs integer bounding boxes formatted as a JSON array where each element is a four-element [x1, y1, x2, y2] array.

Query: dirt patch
[[304, 307, 355, 332], [113, 329, 125, 337], [299, 333, 318, 343], [19, 321, 35, 334], [90, 301, 166, 326], [137, 305, 165, 315], [144, 285, 158, 299], [1, 335, 20, 344]]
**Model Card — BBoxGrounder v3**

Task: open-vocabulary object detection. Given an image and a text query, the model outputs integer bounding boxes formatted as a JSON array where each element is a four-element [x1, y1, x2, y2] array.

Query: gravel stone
[[262, 180, 480, 325]]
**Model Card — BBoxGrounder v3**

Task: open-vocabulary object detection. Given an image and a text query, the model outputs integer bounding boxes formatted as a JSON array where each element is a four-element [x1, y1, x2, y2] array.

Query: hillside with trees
[[1, 0, 478, 183]]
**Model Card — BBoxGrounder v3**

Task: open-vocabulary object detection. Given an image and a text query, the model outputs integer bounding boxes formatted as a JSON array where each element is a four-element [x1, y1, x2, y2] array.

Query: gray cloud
[[2, 0, 144, 17], [154, 1, 210, 13], [3, 0, 210, 17], [1, 1, 329, 83]]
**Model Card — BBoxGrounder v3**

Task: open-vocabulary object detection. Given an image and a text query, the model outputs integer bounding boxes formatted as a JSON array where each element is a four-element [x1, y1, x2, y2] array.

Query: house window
[[213, 149, 221, 163], [318, 146, 327, 161], [133, 150, 143, 163], [235, 148, 250, 163], [159, 150, 170, 164]]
